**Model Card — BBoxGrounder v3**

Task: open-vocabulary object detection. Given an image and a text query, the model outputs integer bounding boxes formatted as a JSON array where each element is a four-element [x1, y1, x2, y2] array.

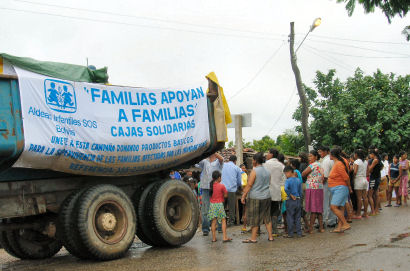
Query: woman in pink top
[[207, 171, 232, 242]]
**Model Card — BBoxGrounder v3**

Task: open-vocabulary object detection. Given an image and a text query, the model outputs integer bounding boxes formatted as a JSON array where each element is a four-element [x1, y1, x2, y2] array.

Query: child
[[240, 164, 248, 232], [280, 185, 288, 235], [284, 166, 303, 238], [386, 155, 400, 207], [398, 151, 409, 206], [207, 170, 232, 242], [290, 159, 309, 234]]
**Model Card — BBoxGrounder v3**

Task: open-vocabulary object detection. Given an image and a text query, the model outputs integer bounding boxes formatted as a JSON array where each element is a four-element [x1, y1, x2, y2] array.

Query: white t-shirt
[[263, 158, 285, 201], [354, 159, 367, 178], [321, 154, 334, 178], [380, 160, 389, 178]]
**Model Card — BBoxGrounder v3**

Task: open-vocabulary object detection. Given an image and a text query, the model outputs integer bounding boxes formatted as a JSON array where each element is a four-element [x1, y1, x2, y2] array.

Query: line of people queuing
[[182, 146, 408, 243]]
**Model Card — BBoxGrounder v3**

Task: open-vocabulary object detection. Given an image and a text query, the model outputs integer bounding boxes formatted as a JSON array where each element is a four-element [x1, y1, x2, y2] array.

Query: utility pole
[[289, 22, 310, 152]]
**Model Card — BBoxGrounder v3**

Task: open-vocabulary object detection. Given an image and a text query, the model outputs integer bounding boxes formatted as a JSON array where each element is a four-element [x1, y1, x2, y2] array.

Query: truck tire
[[148, 180, 199, 246], [76, 185, 136, 260], [132, 184, 156, 246], [136, 182, 168, 246], [0, 230, 24, 259], [58, 189, 93, 259], [8, 227, 62, 259]]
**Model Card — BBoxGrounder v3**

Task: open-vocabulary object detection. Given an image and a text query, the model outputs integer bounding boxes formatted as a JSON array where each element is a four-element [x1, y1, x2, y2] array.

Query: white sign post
[[227, 113, 252, 166]]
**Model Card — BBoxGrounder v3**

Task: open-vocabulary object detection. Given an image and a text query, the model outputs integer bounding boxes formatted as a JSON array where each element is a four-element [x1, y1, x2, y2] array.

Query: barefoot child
[[398, 151, 409, 206], [386, 155, 400, 207], [208, 171, 232, 242], [284, 166, 303, 238]]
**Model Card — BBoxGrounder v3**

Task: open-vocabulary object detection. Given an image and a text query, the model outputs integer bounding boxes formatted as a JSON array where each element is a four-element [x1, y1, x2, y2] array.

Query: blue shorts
[[329, 185, 349, 206]]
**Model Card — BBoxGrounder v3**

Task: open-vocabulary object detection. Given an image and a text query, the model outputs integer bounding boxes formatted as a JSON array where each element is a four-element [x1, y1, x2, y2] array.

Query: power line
[[14, 0, 287, 39], [306, 38, 410, 57], [229, 41, 285, 100], [0, 6, 283, 41], [305, 45, 410, 59], [266, 86, 297, 135], [306, 33, 409, 45], [302, 46, 352, 72]]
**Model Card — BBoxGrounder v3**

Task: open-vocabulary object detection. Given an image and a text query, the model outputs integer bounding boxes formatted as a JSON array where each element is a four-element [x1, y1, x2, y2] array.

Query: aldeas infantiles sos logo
[[44, 79, 77, 113]]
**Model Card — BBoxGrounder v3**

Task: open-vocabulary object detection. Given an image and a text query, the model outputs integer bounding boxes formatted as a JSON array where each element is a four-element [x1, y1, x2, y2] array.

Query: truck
[[0, 54, 228, 260]]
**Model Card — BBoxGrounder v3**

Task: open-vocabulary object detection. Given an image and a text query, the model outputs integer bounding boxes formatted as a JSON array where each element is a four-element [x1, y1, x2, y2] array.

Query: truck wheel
[[7, 228, 62, 259], [76, 185, 136, 260], [132, 184, 156, 246], [148, 180, 199, 246], [58, 189, 93, 259], [136, 182, 168, 246], [0, 230, 25, 259]]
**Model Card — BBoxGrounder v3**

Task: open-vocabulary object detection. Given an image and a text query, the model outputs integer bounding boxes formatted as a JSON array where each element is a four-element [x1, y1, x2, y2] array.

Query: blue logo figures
[[44, 79, 77, 113]]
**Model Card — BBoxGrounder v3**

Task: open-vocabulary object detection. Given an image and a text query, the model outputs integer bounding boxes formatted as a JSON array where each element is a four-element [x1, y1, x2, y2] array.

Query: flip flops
[[341, 226, 351, 232], [242, 239, 257, 243], [330, 229, 344, 233], [223, 238, 232, 243]]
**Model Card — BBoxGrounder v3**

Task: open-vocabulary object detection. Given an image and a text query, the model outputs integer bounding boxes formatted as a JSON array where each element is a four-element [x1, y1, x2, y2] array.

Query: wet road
[[1, 206, 409, 271]]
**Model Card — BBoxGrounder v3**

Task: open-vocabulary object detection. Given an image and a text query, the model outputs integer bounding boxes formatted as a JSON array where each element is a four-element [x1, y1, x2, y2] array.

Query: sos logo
[[44, 79, 77, 113]]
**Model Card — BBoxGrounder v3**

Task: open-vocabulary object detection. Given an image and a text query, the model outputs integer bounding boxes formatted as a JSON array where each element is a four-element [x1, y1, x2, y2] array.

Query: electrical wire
[[307, 33, 409, 45], [304, 45, 410, 59], [0, 6, 283, 41], [302, 46, 352, 72], [228, 41, 285, 100], [13, 0, 287, 39], [266, 86, 297, 135], [306, 38, 410, 57]]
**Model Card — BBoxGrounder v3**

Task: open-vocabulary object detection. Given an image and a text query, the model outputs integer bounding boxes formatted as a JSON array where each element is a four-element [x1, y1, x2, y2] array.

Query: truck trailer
[[0, 54, 229, 260]]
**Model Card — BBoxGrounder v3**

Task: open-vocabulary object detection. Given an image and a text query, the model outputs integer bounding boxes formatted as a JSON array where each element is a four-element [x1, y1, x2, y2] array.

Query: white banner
[[13, 67, 210, 176]]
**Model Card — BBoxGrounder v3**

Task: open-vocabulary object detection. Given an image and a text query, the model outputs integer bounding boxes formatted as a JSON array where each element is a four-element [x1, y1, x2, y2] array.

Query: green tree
[[336, 0, 409, 41], [276, 129, 305, 156], [226, 139, 252, 149], [402, 25, 410, 41], [336, 0, 408, 22], [251, 136, 279, 153], [293, 68, 410, 154]]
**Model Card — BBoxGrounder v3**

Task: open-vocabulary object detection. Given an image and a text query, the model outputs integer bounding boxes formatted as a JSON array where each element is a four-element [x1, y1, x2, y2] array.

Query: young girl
[[367, 149, 382, 215], [398, 151, 409, 206], [386, 155, 400, 207], [207, 170, 232, 242], [352, 149, 369, 218], [302, 150, 325, 233]]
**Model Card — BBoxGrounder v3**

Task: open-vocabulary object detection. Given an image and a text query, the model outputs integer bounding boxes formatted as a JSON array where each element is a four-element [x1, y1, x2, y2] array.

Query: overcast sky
[[1, 0, 409, 143]]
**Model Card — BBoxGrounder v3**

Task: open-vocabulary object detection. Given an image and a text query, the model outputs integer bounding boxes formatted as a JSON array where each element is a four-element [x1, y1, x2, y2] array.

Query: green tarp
[[0, 53, 109, 83]]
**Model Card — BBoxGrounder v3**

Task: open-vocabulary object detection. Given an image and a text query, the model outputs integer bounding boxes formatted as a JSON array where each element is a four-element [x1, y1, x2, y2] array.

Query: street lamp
[[295, 17, 321, 53], [288, 18, 321, 152]]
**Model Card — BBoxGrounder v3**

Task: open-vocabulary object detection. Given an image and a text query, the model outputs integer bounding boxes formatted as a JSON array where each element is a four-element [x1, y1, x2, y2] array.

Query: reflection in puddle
[[390, 233, 409, 243], [352, 243, 367, 247]]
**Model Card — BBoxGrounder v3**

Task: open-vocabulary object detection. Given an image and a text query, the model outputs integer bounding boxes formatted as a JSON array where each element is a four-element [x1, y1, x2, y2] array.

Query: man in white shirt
[[195, 152, 224, 235], [318, 145, 337, 227], [263, 148, 285, 236]]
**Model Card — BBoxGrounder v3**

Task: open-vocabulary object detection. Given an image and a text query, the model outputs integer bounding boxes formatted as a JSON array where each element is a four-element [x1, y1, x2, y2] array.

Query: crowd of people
[[171, 146, 409, 243]]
